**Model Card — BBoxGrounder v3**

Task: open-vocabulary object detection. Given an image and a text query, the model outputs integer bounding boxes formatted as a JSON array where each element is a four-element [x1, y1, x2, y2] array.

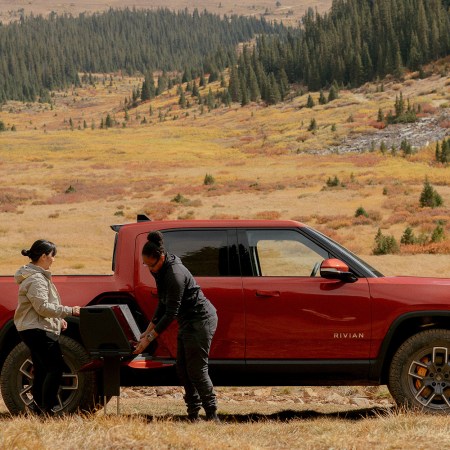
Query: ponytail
[[142, 231, 165, 259], [22, 239, 57, 263]]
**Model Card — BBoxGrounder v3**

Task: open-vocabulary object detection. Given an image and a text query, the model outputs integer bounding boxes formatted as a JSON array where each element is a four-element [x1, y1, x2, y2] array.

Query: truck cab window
[[162, 230, 230, 277]]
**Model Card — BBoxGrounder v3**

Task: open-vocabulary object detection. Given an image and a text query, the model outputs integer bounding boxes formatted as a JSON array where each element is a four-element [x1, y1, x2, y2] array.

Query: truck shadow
[[145, 406, 394, 423]]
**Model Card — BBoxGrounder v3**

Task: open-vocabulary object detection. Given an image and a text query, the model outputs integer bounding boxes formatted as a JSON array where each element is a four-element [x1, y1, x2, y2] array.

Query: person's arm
[[152, 271, 185, 335]]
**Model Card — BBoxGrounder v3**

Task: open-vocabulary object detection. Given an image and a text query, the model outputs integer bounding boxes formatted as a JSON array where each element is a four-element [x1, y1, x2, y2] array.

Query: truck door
[[240, 228, 371, 360], [134, 228, 245, 360]]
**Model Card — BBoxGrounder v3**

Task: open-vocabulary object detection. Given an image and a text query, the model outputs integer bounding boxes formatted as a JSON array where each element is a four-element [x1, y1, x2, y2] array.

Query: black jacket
[[151, 253, 216, 334]]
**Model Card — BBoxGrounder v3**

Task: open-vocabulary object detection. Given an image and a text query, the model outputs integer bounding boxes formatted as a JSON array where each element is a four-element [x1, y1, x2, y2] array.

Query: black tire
[[388, 329, 450, 414], [0, 335, 98, 415]]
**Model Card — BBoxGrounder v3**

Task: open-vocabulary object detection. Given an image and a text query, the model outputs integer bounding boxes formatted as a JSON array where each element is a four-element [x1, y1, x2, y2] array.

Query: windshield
[[305, 227, 384, 277]]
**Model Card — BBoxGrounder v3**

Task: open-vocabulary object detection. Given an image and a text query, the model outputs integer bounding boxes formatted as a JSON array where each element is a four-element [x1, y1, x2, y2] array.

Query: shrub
[[204, 173, 215, 185], [308, 118, 317, 131], [431, 225, 445, 243], [373, 229, 399, 255], [326, 176, 340, 187], [355, 206, 368, 218], [65, 185, 76, 194], [171, 193, 189, 204]]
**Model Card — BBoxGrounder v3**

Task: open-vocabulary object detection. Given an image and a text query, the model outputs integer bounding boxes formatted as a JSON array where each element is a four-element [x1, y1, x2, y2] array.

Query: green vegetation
[[373, 229, 400, 255], [0, 8, 275, 102], [355, 207, 369, 218], [435, 138, 450, 164], [204, 173, 216, 185], [419, 178, 443, 208], [326, 176, 340, 187]]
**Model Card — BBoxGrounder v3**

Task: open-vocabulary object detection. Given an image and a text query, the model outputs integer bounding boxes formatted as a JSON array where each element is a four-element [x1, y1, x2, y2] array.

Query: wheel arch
[[0, 320, 20, 373], [371, 311, 450, 384]]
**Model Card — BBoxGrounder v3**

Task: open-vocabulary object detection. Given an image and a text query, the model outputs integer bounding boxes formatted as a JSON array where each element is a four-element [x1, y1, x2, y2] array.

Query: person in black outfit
[[133, 231, 219, 422]]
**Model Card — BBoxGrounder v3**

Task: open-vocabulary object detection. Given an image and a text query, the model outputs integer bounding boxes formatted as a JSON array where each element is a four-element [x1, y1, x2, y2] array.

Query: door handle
[[255, 290, 280, 298]]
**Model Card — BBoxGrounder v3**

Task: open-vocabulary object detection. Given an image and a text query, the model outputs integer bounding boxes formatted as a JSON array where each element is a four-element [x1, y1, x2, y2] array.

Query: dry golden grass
[[1, 390, 450, 449]]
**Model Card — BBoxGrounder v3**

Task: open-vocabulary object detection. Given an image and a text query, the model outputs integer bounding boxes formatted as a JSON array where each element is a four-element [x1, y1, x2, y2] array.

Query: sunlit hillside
[[0, 0, 333, 26], [0, 57, 449, 276]]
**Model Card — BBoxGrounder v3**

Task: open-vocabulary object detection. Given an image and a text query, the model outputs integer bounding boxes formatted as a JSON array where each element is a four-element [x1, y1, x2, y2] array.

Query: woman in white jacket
[[14, 239, 80, 415]]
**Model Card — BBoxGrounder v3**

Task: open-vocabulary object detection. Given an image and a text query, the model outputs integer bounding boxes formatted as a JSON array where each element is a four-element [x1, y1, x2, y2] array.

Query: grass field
[[1, 387, 450, 449], [0, 65, 449, 276], [0, 2, 449, 447]]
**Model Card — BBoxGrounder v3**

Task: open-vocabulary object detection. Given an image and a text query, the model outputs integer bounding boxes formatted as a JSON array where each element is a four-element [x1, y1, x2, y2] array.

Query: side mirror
[[320, 258, 358, 283]]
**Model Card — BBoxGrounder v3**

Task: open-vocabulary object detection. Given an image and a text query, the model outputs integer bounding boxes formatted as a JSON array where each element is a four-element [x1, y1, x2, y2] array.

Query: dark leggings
[[19, 329, 65, 412], [176, 313, 218, 415]]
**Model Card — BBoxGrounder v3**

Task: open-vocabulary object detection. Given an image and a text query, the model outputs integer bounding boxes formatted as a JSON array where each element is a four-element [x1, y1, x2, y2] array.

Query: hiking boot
[[205, 410, 221, 423], [187, 412, 200, 422]]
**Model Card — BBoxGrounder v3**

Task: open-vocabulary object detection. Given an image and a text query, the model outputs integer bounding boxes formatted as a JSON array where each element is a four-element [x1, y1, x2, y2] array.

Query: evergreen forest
[[0, 8, 278, 102], [0, 0, 449, 105], [235, 0, 450, 105]]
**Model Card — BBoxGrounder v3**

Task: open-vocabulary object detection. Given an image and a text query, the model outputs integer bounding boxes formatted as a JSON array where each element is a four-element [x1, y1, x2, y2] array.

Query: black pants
[[19, 329, 65, 412], [176, 312, 218, 415]]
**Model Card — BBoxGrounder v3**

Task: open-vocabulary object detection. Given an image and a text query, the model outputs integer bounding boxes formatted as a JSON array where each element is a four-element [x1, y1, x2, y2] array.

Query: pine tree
[[105, 114, 113, 128], [248, 65, 260, 102], [306, 94, 315, 108], [204, 88, 213, 111], [318, 90, 327, 105], [328, 83, 339, 102], [192, 81, 199, 97], [308, 118, 317, 131], [228, 66, 240, 103], [435, 141, 441, 162], [419, 178, 443, 208], [179, 90, 186, 108], [400, 227, 416, 245]]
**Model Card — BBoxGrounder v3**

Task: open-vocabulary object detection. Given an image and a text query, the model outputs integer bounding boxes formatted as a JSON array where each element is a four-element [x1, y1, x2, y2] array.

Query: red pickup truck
[[1, 217, 449, 414]]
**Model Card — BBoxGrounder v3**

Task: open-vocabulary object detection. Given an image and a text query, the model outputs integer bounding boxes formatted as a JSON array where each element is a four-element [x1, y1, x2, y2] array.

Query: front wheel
[[388, 329, 450, 414], [0, 335, 98, 415]]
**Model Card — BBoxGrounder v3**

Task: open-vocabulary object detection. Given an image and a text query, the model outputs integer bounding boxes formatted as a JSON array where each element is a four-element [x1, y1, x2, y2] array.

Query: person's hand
[[72, 306, 81, 316], [140, 323, 155, 339], [133, 336, 150, 354], [61, 319, 68, 332], [133, 330, 157, 354]]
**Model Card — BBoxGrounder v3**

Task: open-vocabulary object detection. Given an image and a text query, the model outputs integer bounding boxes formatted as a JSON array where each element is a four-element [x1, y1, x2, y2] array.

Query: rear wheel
[[0, 335, 98, 415], [388, 329, 450, 414]]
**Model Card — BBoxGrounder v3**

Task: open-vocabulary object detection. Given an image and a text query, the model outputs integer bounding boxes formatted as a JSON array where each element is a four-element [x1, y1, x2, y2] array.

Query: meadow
[[1, 386, 450, 449], [0, 64, 449, 276], [0, 44, 449, 449]]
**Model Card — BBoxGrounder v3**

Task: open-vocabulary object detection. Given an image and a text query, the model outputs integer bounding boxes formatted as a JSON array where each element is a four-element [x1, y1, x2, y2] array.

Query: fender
[[0, 320, 20, 369], [369, 310, 450, 383]]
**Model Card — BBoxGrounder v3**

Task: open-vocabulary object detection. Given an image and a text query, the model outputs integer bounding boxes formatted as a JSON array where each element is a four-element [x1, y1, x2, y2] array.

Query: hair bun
[[21, 249, 30, 257], [147, 231, 163, 246]]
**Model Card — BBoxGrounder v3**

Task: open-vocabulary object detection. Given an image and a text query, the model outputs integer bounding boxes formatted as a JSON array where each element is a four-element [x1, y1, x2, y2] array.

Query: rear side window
[[162, 230, 231, 277]]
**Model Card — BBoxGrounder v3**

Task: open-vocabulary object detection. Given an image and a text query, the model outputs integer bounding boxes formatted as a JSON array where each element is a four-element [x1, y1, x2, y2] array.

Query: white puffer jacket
[[14, 264, 73, 335]]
